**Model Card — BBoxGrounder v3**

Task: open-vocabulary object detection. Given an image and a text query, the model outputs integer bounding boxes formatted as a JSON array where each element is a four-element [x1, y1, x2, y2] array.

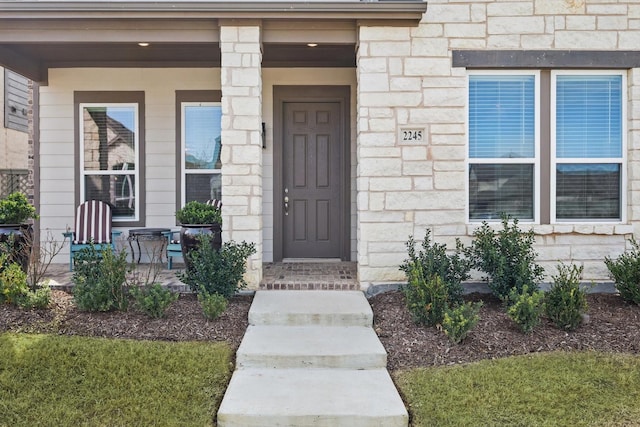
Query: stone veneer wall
[[357, 0, 640, 286], [220, 24, 264, 287]]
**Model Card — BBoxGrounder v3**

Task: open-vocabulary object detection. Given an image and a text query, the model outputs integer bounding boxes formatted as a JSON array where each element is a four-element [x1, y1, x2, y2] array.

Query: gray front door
[[282, 101, 342, 258]]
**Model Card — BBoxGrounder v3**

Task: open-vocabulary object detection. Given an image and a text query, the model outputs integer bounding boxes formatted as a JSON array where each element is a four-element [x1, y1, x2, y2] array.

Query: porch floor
[[42, 261, 358, 292], [260, 261, 358, 290]]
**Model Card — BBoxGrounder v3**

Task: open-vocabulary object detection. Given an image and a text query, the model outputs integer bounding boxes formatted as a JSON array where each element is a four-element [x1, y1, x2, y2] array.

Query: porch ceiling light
[[138, 42, 150, 47], [307, 43, 318, 47]]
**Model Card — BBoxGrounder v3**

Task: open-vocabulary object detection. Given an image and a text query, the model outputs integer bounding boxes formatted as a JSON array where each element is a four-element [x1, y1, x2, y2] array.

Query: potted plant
[[0, 192, 39, 273], [175, 200, 222, 271]]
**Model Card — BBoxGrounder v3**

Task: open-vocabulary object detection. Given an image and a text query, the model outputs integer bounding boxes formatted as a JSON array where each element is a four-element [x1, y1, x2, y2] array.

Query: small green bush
[[0, 192, 38, 224], [403, 268, 449, 326], [400, 229, 470, 306], [178, 236, 256, 299], [604, 237, 640, 305], [0, 254, 50, 309], [400, 230, 471, 326], [545, 263, 588, 331], [72, 244, 130, 312], [16, 286, 51, 309], [0, 255, 28, 304], [442, 301, 483, 344], [130, 283, 178, 318], [466, 215, 544, 301], [507, 285, 545, 333], [198, 292, 228, 320], [175, 201, 222, 225]]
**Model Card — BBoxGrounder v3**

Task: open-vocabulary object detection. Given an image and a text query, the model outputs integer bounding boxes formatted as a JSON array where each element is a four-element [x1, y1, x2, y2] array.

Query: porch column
[[220, 23, 263, 287]]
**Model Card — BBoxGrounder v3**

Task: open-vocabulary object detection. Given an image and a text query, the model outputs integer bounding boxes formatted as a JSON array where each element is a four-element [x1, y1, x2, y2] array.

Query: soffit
[[1, 43, 355, 68], [0, 1, 426, 82]]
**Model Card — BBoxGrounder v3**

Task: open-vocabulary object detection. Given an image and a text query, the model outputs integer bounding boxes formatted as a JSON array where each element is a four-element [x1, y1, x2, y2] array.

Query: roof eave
[[0, 1, 427, 21]]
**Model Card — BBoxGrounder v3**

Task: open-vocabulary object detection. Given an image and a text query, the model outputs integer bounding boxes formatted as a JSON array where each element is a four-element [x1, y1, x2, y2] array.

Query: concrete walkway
[[217, 290, 408, 427]]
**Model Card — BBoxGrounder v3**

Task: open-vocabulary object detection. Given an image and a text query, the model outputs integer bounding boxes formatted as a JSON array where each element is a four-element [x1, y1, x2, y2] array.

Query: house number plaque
[[399, 128, 425, 144]]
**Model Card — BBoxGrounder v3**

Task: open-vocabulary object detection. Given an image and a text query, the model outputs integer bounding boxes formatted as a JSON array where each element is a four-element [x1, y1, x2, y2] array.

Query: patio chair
[[163, 199, 222, 270], [62, 200, 123, 271]]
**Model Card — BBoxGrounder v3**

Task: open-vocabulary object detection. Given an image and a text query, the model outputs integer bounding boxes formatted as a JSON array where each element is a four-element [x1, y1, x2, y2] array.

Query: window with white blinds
[[469, 75, 536, 159], [468, 73, 538, 221], [553, 72, 624, 221], [468, 70, 626, 224]]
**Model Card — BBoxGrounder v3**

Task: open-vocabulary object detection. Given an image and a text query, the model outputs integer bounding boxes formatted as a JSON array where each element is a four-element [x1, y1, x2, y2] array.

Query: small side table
[[127, 228, 171, 264]]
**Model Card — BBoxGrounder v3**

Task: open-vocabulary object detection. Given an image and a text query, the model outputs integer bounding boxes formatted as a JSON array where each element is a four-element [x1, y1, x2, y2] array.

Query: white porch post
[[220, 23, 263, 287]]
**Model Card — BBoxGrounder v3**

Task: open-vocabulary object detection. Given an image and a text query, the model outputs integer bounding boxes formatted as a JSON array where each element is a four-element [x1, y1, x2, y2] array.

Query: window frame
[[4, 70, 29, 133], [74, 91, 146, 227], [180, 101, 222, 206], [466, 70, 541, 224], [466, 70, 627, 225], [550, 70, 627, 223], [174, 90, 222, 219]]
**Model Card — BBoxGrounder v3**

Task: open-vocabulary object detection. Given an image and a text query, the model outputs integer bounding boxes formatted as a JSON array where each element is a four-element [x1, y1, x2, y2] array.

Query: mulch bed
[[371, 291, 640, 371], [2, 290, 639, 371], [1, 291, 252, 351]]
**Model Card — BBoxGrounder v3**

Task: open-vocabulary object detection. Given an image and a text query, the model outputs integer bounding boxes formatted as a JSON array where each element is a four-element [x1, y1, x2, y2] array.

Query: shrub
[[400, 229, 471, 306], [466, 215, 544, 301], [403, 268, 449, 326], [178, 236, 256, 299], [130, 283, 178, 318], [604, 237, 640, 305], [507, 285, 545, 333], [175, 201, 222, 225], [198, 292, 228, 320], [17, 286, 51, 309], [545, 263, 588, 331], [0, 192, 38, 224], [72, 244, 130, 312], [0, 253, 50, 309], [442, 301, 483, 344], [0, 254, 28, 304]]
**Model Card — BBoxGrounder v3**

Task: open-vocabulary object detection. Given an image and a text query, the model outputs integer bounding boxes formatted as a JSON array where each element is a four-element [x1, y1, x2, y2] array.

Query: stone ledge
[[466, 223, 634, 236], [364, 281, 617, 297]]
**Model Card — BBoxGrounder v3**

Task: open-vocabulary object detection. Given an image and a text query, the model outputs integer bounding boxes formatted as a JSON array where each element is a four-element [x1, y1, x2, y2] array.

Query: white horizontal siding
[[41, 67, 221, 263]]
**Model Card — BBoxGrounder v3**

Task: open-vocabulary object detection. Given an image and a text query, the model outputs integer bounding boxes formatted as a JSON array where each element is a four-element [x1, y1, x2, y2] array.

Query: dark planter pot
[[180, 223, 222, 271], [0, 223, 33, 273]]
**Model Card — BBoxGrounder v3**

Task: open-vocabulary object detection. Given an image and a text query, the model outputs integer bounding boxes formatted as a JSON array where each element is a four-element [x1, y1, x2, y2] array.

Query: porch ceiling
[[0, 42, 355, 72], [0, 0, 426, 83]]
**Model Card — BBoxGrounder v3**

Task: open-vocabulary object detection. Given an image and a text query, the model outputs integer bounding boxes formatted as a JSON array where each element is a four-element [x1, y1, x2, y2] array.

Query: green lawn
[[0, 333, 233, 427], [3, 333, 639, 427], [395, 351, 640, 427]]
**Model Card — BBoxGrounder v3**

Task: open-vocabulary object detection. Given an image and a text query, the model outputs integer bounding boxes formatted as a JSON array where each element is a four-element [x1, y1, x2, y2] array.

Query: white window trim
[[78, 102, 140, 222], [465, 70, 541, 224], [180, 101, 222, 207], [550, 70, 627, 224]]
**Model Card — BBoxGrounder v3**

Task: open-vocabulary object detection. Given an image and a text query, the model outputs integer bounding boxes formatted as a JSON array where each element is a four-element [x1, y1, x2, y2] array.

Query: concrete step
[[236, 325, 387, 369], [248, 290, 373, 327], [217, 368, 408, 427]]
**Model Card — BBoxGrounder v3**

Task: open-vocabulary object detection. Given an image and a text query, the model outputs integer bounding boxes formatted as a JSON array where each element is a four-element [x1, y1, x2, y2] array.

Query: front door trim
[[273, 85, 350, 262]]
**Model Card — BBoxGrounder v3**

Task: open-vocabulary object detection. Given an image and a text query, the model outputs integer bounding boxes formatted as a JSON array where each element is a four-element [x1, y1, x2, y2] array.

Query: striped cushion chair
[[162, 199, 222, 270], [207, 198, 223, 210], [62, 200, 123, 271]]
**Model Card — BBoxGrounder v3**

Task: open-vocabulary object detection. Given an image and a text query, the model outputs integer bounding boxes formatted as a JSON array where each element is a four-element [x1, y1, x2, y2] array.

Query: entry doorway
[[273, 86, 350, 261]]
